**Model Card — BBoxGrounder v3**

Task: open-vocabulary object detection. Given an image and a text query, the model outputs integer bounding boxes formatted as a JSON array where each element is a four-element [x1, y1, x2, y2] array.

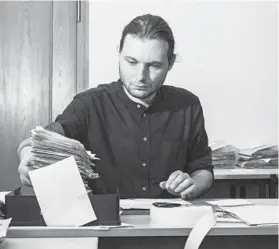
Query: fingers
[[169, 173, 191, 191], [160, 171, 191, 195], [165, 170, 183, 189], [174, 178, 193, 193], [180, 184, 196, 200], [159, 170, 196, 198]]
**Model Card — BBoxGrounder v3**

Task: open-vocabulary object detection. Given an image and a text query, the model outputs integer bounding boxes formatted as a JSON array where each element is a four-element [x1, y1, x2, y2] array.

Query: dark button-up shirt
[[53, 80, 213, 198]]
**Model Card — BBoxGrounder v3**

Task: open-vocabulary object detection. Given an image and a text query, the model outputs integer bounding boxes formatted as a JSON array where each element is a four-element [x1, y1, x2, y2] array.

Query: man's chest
[[87, 107, 192, 159]]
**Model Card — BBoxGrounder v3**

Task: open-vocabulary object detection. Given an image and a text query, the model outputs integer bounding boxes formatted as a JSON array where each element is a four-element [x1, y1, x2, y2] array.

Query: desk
[[214, 168, 278, 198], [4, 199, 278, 249]]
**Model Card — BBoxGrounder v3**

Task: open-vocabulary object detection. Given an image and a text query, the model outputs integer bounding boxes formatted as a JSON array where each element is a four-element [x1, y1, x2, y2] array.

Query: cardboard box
[[5, 185, 120, 226]]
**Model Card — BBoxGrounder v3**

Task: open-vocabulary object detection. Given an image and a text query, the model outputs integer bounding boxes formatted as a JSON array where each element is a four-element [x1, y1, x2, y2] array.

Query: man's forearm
[[191, 169, 214, 198]]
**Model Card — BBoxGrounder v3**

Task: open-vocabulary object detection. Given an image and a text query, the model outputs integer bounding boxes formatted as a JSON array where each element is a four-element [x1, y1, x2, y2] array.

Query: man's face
[[119, 34, 172, 100]]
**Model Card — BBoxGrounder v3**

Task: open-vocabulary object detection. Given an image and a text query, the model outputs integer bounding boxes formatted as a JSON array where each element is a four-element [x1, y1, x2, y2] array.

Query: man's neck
[[123, 86, 156, 108]]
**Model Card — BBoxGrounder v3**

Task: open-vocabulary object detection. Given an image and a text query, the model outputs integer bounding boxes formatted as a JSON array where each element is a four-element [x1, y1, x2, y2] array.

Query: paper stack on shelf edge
[[210, 141, 278, 169]]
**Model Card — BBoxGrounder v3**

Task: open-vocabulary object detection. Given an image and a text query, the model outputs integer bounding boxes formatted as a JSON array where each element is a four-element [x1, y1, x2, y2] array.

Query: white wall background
[[89, 1, 278, 149]]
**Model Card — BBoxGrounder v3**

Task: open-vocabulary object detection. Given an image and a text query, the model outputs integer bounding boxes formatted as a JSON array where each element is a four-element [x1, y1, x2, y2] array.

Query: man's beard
[[119, 67, 167, 100]]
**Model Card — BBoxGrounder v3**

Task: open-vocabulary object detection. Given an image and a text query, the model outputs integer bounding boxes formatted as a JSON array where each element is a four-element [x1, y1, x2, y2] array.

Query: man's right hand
[[18, 146, 33, 186]]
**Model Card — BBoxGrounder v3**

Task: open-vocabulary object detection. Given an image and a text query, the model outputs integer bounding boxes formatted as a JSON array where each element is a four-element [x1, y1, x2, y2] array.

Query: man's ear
[[168, 54, 176, 71]]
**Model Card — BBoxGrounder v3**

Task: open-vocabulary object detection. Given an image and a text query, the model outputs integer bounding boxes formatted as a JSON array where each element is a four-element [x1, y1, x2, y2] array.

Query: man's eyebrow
[[124, 56, 138, 61], [149, 61, 163, 65], [124, 56, 163, 65]]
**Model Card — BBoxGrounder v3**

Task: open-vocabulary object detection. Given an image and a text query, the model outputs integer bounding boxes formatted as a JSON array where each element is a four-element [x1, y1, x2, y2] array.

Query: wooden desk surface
[[6, 199, 278, 238], [214, 168, 278, 179]]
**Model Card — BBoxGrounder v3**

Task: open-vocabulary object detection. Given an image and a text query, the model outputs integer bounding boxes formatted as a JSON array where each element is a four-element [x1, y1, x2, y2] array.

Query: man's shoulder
[[161, 85, 200, 106], [74, 81, 119, 101]]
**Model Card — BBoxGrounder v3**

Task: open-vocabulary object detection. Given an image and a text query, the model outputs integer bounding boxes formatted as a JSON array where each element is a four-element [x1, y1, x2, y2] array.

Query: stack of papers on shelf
[[220, 205, 279, 226], [210, 141, 278, 169], [238, 145, 278, 169], [210, 141, 239, 169]]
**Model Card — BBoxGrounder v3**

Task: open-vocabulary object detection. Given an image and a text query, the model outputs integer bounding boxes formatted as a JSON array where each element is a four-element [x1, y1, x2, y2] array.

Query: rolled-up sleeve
[[186, 100, 213, 175]]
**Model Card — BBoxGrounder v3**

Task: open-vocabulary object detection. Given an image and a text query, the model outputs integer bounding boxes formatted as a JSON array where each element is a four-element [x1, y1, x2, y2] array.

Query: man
[[18, 14, 214, 200]]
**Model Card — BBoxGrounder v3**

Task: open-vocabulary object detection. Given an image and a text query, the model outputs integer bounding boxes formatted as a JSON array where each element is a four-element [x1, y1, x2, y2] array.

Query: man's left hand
[[159, 170, 198, 200]]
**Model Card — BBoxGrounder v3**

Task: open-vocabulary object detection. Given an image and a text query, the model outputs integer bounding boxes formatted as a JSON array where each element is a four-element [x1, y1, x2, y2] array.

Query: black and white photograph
[[0, 0, 278, 249]]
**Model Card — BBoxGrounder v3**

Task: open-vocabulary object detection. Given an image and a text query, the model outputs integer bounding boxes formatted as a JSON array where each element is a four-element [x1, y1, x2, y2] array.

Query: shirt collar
[[122, 85, 150, 108], [114, 79, 164, 112]]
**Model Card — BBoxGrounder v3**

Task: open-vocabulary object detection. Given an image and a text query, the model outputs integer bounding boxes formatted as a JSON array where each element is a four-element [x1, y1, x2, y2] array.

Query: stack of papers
[[210, 141, 278, 169], [210, 142, 239, 169], [30, 126, 99, 189], [220, 205, 279, 226], [207, 199, 253, 223], [238, 145, 278, 169]]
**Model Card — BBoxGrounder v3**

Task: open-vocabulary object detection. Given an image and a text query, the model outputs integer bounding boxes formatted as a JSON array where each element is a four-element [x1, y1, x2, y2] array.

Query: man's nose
[[137, 65, 148, 82]]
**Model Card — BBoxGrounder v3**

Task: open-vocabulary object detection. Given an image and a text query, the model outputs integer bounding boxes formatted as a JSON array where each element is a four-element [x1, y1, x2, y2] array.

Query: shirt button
[[143, 113, 146, 117], [142, 186, 147, 191], [143, 137, 148, 141], [137, 104, 141, 109], [142, 162, 147, 167]]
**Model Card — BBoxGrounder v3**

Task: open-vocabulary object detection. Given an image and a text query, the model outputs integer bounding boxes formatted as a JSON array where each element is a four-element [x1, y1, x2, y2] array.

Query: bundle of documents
[[237, 145, 278, 169], [211, 143, 239, 169], [220, 205, 279, 226], [210, 141, 278, 169], [30, 126, 99, 188]]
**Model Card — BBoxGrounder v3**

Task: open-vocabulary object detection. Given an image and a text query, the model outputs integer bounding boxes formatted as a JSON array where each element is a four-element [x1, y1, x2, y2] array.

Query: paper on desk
[[29, 156, 97, 227], [120, 198, 191, 209], [0, 218, 12, 246], [0, 192, 11, 204], [221, 205, 279, 226], [206, 199, 253, 207]]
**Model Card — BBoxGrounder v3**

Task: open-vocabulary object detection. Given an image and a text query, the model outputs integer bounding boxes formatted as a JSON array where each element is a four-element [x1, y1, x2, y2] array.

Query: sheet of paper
[[184, 208, 216, 249], [0, 192, 11, 204], [87, 222, 133, 230], [29, 156, 97, 227], [221, 205, 279, 226], [0, 218, 12, 238], [206, 199, 253, 207], [120, 198, 191, 209], [215, 210, 242, 223]]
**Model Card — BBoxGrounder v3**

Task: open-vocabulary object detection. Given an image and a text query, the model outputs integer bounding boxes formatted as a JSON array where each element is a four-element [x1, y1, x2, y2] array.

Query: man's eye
[[128, 61, 137, 65], [150, 64, 161, 69]]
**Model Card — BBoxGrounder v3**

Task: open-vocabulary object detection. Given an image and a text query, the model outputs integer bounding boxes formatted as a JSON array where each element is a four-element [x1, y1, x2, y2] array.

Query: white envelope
[[29, 156, 97, 227]]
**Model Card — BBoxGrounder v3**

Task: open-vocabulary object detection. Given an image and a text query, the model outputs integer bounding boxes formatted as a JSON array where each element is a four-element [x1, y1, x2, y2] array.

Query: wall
[[0, 1, 77, 191], [89, 1, 278, 150]]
